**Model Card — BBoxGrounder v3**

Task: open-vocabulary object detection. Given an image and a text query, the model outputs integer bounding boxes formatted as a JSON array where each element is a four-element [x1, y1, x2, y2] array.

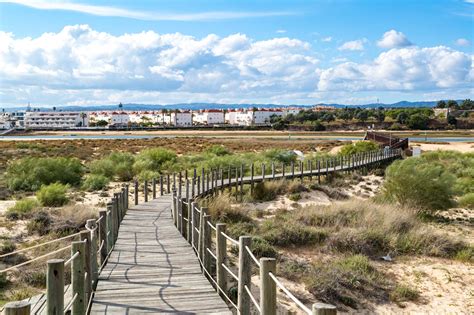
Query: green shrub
[[133, 148, 177, 175], [89, 152, 135, 181], [390, 284, 419, 302], [251, 237, 279, 259], [36, 183, 69, 207], [6, 198, 39, 220], [454, 247, 473, 262], [206, 145, 231, 156], [458, 193, 474, 209], [6, 157, 83, 191], [382, 157, 455, 210], [82, 174, 109, 191], [261, 220, 327, 246], [288, 193, 301, 201], [339, 141, 379, 156], [252, 180, 286, 201]]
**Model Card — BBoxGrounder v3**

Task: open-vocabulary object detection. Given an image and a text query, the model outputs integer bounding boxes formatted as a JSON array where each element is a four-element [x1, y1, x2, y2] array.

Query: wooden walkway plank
[[90, 195, 232, 314]]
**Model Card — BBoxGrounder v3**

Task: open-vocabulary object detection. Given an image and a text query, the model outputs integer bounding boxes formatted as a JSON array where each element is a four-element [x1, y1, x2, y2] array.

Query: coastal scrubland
[[0, 137, 472, 312]]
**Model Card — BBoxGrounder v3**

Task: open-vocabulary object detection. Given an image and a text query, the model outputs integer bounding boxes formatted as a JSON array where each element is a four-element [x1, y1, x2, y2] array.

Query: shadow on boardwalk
[[90, 195, 231, 314]]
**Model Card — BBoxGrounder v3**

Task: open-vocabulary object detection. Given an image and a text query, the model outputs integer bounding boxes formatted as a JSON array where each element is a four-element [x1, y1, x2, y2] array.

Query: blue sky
[[0, 0, 472, 107]]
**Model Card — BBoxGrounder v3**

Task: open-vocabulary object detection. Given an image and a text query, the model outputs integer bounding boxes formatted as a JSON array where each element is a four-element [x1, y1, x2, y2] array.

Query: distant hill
[[2, 100, 453, 112]]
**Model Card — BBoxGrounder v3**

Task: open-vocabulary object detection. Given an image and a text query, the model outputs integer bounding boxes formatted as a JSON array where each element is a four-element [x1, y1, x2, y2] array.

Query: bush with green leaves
[[133, 148, 177, 177], [205, 145, 231, 156], [339, 141, 379, 156], [82, 174, 109, 191], [382, 157, 455, 210], [36, 183, 69, 207], [6, 157, 83, 191], [6, 198, 39, 220], [459, 193, 474, 209], [89, 152, 135, 181]]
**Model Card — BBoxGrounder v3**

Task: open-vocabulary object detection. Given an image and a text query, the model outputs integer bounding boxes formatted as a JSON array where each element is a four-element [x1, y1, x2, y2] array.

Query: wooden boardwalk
[[90, 195, 231, 314]]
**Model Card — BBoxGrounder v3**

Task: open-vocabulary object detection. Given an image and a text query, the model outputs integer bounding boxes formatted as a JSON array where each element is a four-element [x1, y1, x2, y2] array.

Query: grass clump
[[261, 219, 327, 246], [306, 255, 387, 308], [389, 284, 419, 302], [6, 198, 39, 220], [458, 192, 474, 209], [251, 180, 287, 201], [133, 148, 177, 177], [6, 157, 83, 191], [36, 183, 69, 207], [27, 211, 52, 235], [251, 237, 279, 259], [82, 174, 109, 191], [0, 240, 16, 255]]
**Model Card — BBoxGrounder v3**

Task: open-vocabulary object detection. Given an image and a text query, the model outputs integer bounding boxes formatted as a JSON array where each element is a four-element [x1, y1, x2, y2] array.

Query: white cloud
[[455, 38, 470, 46], [321, 36, 332, 42], [0, 25, 471, 106], [276, 30, 287, 34], [0, 0, 295, 21], [377, 30, 412, 49], [338, 39, 367, 51], [318, 46, 472, 91]]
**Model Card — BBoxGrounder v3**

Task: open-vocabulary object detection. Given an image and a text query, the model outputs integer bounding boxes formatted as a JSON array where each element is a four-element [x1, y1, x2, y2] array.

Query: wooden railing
[[170, 148, 402, 315], [1, 186, 130, 315], [364, 131, 409, 150]]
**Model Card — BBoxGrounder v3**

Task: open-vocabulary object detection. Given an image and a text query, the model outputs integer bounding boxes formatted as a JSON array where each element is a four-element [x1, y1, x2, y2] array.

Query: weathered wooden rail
[[1, 148, 402, 314]]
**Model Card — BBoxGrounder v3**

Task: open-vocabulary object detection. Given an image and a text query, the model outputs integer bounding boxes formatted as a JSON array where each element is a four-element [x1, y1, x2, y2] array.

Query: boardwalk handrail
[[169, 148, 402, 314], [1, 184, 130, 315]]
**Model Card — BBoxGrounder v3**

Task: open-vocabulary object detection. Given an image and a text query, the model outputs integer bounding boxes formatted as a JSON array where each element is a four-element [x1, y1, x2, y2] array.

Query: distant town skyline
[[0, 0, 472, 108]]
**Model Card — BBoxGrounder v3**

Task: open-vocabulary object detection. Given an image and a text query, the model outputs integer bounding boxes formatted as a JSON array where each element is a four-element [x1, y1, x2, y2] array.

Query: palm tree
[[80, 112, 87, 127], [118, 102, 123, 111]]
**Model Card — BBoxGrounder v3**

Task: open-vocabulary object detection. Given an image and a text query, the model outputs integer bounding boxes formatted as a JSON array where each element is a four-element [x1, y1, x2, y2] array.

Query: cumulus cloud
[[338, 39, 367, 51], [377, 30, 412, 49], [318, 46, 472, 91], [0, 25, 472, 106], [455, 38, 470, 46]]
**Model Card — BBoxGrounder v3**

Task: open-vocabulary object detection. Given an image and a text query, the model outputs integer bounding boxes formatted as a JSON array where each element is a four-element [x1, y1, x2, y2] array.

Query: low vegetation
[[36, 183, 69, 207], [339, 141, 379, 156], [6, 198, 39, 220]]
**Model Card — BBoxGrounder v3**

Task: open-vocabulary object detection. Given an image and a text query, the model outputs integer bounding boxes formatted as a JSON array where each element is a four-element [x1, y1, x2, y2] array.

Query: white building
[[252, 109, 284, 125], [193, 110, 225, 125], [170, 111, 193, 126], [25, 111, 89, 129], [283, 107, 304, 116]]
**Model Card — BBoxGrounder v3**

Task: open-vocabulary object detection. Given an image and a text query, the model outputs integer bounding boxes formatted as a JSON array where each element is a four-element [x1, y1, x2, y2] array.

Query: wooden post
[[300, 160, 303, 182], [187, 197, 192, 244], [317, 160, 321, 184], [144, 180, 148, 202], [180, 198, 186, 236], [220, 168, 224, 192], [235, 168, 239, 195], [173, 172, 176, 190], [198, 207, 208, 264], [47, 259, 64, 315], [260, 258, 277, 315], [167, 174, 170, 193], [152, 178, 156, 199], [282, 162, 285, 178], [197, 176, 201, 196], [172, 188, 177, 226], [80, 230, 91, 303], [178, 172, 182, 197], [191, 175, 196, 198], [309, 160, 313, 181], [271, 162, 275, 179], [99, 210, 107, 264], [238, 236, 252, 315], [191, 201, 199, 250], [203, 214, 212, 273], [125, 184, 129, 211], [134, 180, 138, 205], [3, 301, 30, 315], [86, 219, 98, 288], [202, 168, 205, 194], [159, 175, 164, 196], [261, 163, 266, 180], [216, 223, 227, 297], [250, 163, 254, 194], [71, 240, 86, 315], [113, 196, 119, 238], [240, 164, 244, 199], [106, 203, 113, 251], [312, 303, 337, 315], [291, 161, 295, 179], [228, 167, 231, 191]]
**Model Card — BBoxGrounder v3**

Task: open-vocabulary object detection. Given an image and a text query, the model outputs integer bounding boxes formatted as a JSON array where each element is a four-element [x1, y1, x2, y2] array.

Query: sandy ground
[[412, 141, 474, 153]]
